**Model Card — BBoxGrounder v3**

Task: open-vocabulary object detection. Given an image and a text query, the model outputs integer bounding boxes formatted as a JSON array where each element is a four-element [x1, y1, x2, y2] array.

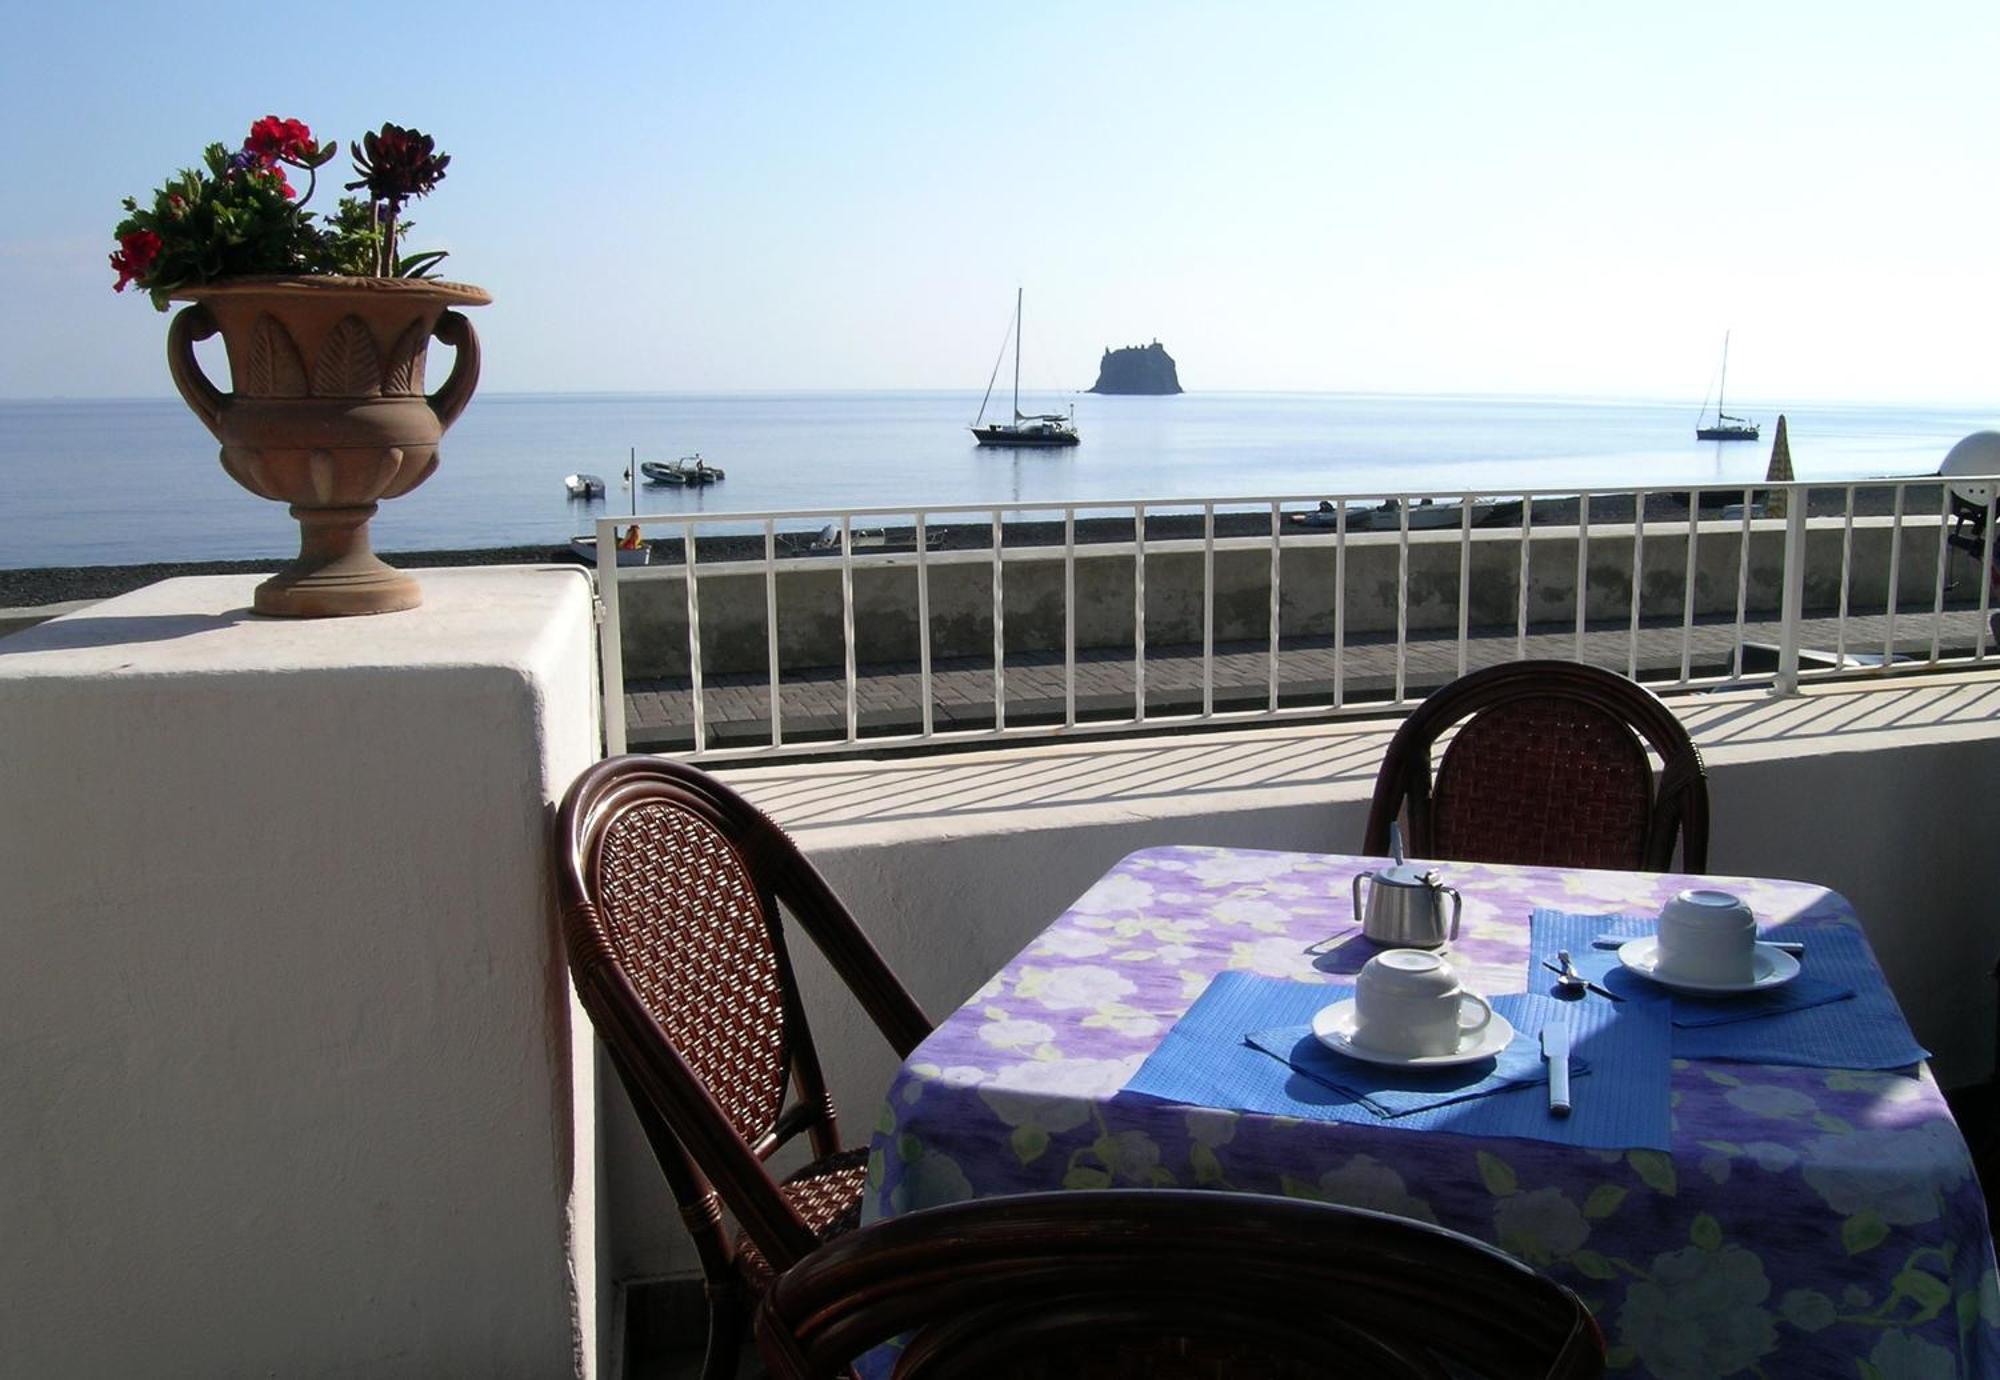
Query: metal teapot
[[1352, 825, 1462, 950]]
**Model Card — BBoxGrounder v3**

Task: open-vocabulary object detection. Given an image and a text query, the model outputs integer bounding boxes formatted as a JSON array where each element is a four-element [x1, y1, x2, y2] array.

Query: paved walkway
[[625, 607, 1997, 751]]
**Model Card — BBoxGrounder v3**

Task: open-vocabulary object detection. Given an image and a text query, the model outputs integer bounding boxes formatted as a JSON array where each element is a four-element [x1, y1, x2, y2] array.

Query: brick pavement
[[625, 608, 1997, 752]]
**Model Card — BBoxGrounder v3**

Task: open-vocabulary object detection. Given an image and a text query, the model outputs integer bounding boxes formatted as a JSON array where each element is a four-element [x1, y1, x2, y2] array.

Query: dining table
[[864, 845, 2000, 1380]]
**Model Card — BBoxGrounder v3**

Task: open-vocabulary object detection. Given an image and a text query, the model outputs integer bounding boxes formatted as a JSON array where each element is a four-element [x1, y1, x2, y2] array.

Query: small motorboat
[[1289, 500, 1377, 529], [569, 529, 652, 567], [779, 524, 949, 556], [1291, 498, 1499, 531], [640, 455, 725, 486], [564, 472, 607, 499]]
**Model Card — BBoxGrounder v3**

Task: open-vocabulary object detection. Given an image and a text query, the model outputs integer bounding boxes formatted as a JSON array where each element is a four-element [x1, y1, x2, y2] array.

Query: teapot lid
[[1373, 862, 1442, 889]]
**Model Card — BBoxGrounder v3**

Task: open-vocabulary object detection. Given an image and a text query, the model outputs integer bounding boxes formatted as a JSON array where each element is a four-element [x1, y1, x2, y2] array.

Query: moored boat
[[563, 472, 606, 499], [1292, 497, 1502, 530], [569, 533, 651, 567], [1695, 332, 1759, 442], [640, 455, 726, 486], [970, 288, 1080, 448]]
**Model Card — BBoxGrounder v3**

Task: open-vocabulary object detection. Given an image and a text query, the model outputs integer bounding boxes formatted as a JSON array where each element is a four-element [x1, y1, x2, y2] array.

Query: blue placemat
[[1530, 911, 1930, 1070], [1244, 1019, 1590, 1118], [1121, 971, 1671, 1150]]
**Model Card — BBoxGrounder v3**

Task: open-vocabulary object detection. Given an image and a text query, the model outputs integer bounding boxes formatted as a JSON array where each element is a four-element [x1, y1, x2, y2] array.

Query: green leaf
[[1279, 1174, 1327, 1202], [1691, 1213, 1724, 1250], [1583, 1184, 1629, 1219], [1959, 1289, 1982, 1334], [875, 1102, 898, 1136], [1604, 1344, 1637, 1369], [1010, 1125, 1050, 1166], [1842, 1210, 1890, 1256], [1148, 1166, 1178, 1187], [1703, 1068, 1743, 1086], [1627, 1149, 1677, 1196], [1190, 1142, 1224, 1186], [1571, 1249, 1618, 1281], [1477, 1151, 1519, 1197], [397, 248, 448, 279], [1893, 1268, 1953, 1321], [1856, 1360, 1885, 1380], [1698, 1139, 1743, 1156], [1062, 1166, 1112, 1190], [896, 1133, 922, 1164], [1813, 1113, 1855, 1135], [1780, 1289, 1838, 1333]]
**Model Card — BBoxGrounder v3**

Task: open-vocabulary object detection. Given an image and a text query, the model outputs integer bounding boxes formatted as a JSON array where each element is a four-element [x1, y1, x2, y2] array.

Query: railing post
[[596, 514, 627, 755], [1775, 491, 1809, 695]]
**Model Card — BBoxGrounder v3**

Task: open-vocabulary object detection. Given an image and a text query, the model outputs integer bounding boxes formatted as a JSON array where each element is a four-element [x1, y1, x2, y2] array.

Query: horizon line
[[2, 386, 1995, 414]]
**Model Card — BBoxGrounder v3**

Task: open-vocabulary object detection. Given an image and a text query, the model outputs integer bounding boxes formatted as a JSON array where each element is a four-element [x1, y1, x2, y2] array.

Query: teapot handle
[[1442, 885, 1464, 940], [426, 310, 482, 430], [167, 303, 226, 441], [1351, 872, 1372, 922]]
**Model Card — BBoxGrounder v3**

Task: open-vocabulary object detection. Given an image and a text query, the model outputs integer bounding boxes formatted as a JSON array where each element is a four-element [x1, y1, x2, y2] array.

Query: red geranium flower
[[109, 229, 162, 293], [245, 115, 314, 164]]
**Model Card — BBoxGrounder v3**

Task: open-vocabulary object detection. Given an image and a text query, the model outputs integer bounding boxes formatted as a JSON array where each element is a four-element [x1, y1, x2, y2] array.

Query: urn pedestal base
[[255, 503, 420, 618]]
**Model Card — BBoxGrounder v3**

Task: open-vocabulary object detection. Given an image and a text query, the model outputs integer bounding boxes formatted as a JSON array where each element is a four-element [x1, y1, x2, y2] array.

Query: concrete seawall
[[617, 516, 1958, 680]]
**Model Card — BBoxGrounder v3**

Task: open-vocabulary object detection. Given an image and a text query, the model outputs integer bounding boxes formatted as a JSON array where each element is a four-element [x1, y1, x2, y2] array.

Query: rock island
[[1089, 340, 1183, 395]]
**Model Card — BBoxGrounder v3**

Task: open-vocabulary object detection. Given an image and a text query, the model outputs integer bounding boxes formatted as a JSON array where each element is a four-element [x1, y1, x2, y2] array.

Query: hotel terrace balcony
[[4, 475, 1999, 1377]]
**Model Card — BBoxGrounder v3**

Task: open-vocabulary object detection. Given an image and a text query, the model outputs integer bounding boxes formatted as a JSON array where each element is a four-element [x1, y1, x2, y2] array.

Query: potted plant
[[113, 116, 490, 617]]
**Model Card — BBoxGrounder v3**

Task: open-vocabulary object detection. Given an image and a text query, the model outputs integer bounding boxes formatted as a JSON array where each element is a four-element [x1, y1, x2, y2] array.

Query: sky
[[3, 2, 1997, 405]]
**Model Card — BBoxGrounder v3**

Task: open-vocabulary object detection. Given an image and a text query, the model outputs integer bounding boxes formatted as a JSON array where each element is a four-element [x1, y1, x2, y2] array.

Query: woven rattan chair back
[[754, 1190, 1606, 1380], [557, 756, 932, 1379], [1364, 661, 1709, 873], [595, 798, 789, 1145]]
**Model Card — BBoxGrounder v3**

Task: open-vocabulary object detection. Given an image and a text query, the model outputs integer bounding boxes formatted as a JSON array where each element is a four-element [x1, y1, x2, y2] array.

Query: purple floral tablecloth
[[866, 846, 2000, 1380]]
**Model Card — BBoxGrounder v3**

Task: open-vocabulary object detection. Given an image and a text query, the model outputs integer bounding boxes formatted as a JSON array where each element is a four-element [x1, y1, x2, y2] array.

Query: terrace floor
[[626, 605, 1998, 752]]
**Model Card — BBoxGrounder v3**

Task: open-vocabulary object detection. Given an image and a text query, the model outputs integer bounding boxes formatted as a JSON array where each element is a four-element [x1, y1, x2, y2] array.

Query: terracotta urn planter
[[166, 276, 491, 617]]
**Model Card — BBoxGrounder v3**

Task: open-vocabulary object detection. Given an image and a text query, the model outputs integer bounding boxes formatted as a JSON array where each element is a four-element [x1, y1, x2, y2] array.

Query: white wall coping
[[716, 670, 2000, 851], [0, 566, 593, 678]]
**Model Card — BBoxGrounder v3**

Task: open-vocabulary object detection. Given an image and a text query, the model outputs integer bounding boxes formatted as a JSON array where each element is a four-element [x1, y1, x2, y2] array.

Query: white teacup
[[1353, 950, 1494, 1057], [1657, 889, 1757, 985]]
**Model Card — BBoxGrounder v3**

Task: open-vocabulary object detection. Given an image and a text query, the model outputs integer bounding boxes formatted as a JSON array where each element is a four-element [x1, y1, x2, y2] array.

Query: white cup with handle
[[1353, 950, 1494, 1057], [1656, 888, 1757, 984]]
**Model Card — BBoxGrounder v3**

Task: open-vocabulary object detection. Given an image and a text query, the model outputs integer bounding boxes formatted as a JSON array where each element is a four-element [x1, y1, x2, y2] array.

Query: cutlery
[[1542, 1022, 1572, 1118], [1591, 935, 1805, 957], [1542, 951, 1625, 1003]]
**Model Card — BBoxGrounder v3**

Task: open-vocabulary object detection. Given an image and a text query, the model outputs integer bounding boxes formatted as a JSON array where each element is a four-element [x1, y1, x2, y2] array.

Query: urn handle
[[166, 304, 227, 440], [426, 309, 483, 431]]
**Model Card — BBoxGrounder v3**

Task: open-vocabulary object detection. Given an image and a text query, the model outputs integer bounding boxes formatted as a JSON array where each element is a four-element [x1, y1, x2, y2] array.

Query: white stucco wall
[[0, 569, 602, 1379], [598, 672, 2000, 1288]]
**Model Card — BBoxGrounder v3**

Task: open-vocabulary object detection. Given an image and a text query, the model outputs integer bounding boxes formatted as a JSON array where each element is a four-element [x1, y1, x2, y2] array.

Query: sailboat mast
[[1717, 331, 1730, 420], [1012, 287, 1023, 420]]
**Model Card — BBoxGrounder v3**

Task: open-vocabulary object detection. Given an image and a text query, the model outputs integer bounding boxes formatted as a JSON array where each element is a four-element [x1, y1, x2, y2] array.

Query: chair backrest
[[555, 755, 931, 1272], [1364, 661, 1709, 873], [755, 1190, 1605, 1379]]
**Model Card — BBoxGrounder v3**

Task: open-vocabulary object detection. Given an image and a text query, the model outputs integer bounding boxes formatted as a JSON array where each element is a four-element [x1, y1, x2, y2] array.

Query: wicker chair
[[1363, 660, 1709, 873], [555, 756, 933, 1380], [754, 1189, 1606, 1379]]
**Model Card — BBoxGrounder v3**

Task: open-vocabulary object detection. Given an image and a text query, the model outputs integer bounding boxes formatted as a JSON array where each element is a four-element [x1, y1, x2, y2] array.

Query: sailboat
[[970, 288, 1079, 448], [1695, 332, 1760, 442]]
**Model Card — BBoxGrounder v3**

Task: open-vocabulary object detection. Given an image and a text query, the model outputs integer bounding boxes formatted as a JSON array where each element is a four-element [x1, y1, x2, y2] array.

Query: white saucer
[[1616, 938, 1801, 995], [1311, 999, 1517, 1069]]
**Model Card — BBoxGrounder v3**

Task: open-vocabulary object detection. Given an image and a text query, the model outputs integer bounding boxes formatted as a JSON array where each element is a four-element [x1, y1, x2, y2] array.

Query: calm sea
[[0, 391, 1988, 569]]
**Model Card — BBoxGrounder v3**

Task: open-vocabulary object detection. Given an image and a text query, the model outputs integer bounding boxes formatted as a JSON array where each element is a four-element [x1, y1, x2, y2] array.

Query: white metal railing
[[593, 475, 2000, 760]]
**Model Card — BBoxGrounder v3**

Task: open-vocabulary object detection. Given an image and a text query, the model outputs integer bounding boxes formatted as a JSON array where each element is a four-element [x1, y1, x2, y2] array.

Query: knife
[[1591, 935, 1804, 957], [1542, 1023, 1572, 1118]]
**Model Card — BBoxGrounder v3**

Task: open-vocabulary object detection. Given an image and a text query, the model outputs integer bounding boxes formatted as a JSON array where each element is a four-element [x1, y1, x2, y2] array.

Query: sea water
[[0, 391, 1987, 569]]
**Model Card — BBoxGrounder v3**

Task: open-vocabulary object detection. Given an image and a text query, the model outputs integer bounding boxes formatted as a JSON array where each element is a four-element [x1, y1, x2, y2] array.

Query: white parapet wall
[[0, 569, 602, 1379]]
